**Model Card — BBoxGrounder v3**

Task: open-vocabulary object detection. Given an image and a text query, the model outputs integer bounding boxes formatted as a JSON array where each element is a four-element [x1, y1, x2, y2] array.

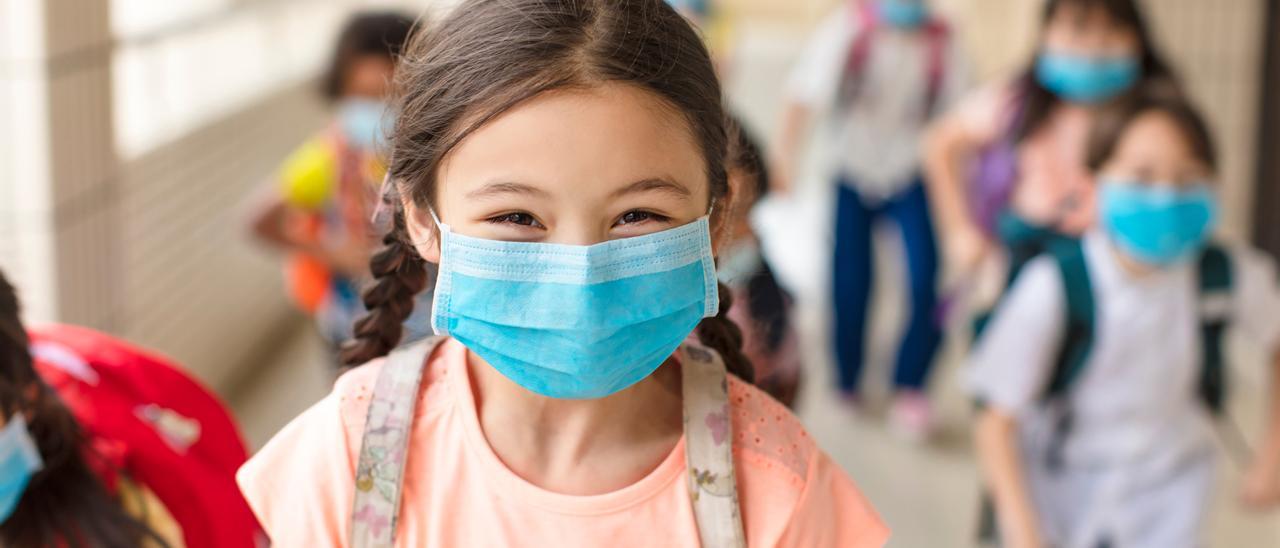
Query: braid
[[340, 208, 429, 366], [696, 281, 756, 384]]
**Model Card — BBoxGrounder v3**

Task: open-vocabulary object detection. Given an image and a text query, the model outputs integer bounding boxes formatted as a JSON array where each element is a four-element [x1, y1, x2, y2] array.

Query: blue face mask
[[0, 415, 43, 524], [665, 0, 710, 18], [878, 0, 929, 28], [337, 98, 392, 151], [1035, 51, 1140, 104], [1100, 180, 1218, 267], [431, 216, 720, 399]]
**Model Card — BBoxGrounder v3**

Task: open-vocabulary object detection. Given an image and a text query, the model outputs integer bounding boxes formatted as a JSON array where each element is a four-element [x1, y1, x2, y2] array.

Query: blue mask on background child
[[1100, 180, 1218, 266], [0, 415, 43, 523], [664, 0, 710, 18], [1036, 51, 1139, 103], [431, 216, 719, 399], [338, 98, 392, 151], [877, 0, 929, 28]]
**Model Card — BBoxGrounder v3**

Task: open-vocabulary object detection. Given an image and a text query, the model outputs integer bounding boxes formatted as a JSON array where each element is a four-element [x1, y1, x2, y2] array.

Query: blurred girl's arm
[[923, 110, 990, 272], [974, 408, 1045, 548], [1241, 349, 1280, 509]]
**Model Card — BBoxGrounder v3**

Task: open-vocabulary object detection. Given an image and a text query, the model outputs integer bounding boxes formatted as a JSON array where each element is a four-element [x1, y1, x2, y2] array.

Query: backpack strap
[[1198, 244, 1233, 414], [838, 2, 948, 117], [350, 336, 447, 548], [679, 341, 747, 548], [1041, 239, 1094, 472], [922, 19, 949, 116]]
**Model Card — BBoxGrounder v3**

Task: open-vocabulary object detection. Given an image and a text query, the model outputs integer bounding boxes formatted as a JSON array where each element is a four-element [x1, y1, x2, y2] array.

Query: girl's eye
[[488, 212, 542, 228], [616, 210, 669, 226]]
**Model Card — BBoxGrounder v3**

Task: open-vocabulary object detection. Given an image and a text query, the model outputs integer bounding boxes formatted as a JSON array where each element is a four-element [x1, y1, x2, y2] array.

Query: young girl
[[925, 0, 1176, 286], [772, 0, 971, 436], [968, 91, 1280, 548], [237, 1, 887, 546], [250, 11, 432, 360], [0, 271, 259, 547]]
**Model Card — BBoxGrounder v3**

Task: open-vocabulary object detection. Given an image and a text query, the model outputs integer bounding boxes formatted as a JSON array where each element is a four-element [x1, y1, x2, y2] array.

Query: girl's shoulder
[[331, 341, 458, 439], [725, 376, 815, 484]]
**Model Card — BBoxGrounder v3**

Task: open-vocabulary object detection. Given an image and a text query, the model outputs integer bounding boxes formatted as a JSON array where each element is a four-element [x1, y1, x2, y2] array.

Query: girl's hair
[[321, 11, 418, 101], [0, 272, 167, 547], [1013, 0, 1178, 143], [341, 0, 755, 383], [1085, 88, 1218, 172]]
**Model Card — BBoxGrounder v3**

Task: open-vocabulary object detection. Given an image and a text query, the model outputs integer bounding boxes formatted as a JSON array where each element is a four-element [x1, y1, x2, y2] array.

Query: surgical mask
[[1035, 51, 1140, 104], [431, 215, 719, 399], [878, 0, 929, 28], [0, 415, 43, 524], [337, 98, 392, 151], [665, 0, 710, 18], [1100, 180, 1218, 267]]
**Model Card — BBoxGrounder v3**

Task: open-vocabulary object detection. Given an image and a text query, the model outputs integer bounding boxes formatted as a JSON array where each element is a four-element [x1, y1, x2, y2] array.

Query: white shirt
[[967, 232, 1280, 546], [786, 6, 971, 200]]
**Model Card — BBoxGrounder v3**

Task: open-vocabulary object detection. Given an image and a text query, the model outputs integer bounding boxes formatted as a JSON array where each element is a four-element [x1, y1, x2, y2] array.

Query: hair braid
[[696, 281, 755, 384], [340, 208, 429, 366]]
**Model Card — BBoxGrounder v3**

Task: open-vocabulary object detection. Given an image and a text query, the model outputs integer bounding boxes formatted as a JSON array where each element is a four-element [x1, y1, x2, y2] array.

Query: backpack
[[28, 324, 260, 548], [836, 1, 950, 117]]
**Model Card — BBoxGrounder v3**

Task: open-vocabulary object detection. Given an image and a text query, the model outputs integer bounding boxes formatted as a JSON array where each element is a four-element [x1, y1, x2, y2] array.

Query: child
[[925, 0, 1177, 287], [0, 270, 259, 547], [968, 91, 1280, 548], [238, 1, 888, 546], [249, 12, 432, 361], [772, 0, 970, 436], [720, 119, 803, 408]]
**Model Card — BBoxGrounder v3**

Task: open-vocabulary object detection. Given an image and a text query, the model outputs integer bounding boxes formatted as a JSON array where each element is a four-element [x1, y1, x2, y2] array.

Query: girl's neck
[[1106, 237, 1162, 278], [467, 349, 684, 495]]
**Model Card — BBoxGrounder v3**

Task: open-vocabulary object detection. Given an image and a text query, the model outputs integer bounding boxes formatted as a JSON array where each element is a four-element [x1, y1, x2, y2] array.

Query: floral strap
[[680, 341, 747, 548], [350, 336, 445, 548]]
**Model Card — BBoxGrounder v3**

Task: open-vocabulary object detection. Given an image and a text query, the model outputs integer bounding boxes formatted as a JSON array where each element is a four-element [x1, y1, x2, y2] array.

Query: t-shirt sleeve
[[966, 256, 1067, 413], [785, 9, 855, 107], [948, 80, 1015, 145], [776, 450, 889, 547], [236, 392, 356, 546], [938, 30, 975, 112], [1230, 246, 1280, 354]]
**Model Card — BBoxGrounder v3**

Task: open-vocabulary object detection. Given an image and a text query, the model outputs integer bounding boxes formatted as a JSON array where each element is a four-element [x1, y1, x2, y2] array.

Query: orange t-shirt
[[237, 339, 888, 547]]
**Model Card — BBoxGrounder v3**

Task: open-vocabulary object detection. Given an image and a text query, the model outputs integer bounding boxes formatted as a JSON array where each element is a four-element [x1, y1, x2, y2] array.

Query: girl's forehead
[[436, 83, 709, 203]]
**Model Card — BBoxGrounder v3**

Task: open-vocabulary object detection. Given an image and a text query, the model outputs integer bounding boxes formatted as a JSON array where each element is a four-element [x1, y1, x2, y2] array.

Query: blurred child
[[925, 0, 1177, 289], [0, 270, 258, 547], [238, 2, 887, 546], [720, 119, 803, 408], [773, 0, 970, 437], [969, 91, 1280, 548], [250, 12, 432, 361]]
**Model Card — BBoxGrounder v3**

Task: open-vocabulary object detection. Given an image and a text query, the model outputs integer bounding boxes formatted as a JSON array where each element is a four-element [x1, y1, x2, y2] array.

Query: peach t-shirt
[[237, 339, 888, 547]]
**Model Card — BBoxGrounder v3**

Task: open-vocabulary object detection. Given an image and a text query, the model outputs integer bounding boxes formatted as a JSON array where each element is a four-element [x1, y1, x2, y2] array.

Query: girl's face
[[1098, 111, 1214, 189], [1042, 4, 1141, 58], [410, 83, 714, 258], [342, 54, 396, 100]]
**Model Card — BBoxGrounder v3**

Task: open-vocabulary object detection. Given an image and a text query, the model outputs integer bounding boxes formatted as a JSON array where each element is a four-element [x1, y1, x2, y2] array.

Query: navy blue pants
[[832, 179, 941, 393]]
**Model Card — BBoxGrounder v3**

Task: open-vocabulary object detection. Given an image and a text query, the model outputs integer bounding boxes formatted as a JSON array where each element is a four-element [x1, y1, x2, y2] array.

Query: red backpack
[[836, 1, 951, 116], [27, 324, 260, 548]]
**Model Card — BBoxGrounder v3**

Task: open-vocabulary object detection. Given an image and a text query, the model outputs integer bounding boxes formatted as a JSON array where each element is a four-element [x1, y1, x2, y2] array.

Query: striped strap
[[350, 337, 445, 548], [680, 342, 747, 548]]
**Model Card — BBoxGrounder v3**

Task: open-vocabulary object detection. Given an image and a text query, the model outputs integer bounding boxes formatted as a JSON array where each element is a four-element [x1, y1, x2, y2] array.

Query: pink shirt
[[237, 339, 888, 547]]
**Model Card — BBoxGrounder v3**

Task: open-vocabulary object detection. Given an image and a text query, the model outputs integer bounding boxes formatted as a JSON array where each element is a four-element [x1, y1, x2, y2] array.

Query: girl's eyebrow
[[610, 177, 692, 199], [465, 181, 550, 200]]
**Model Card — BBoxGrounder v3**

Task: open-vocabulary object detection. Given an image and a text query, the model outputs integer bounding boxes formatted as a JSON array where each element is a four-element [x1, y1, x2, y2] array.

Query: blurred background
[[1, 0, 1277, 545]]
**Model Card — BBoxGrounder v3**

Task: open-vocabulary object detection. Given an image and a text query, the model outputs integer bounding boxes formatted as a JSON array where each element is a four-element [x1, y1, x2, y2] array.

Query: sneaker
[[889, 391, 934, 443]]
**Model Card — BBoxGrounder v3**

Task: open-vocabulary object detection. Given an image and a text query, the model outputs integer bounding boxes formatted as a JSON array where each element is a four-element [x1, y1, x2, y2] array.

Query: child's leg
[[885, 180, 942, 391], [832, 181, 875, 395]]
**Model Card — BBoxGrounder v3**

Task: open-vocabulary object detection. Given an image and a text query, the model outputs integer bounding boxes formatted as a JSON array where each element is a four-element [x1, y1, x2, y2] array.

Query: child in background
[[969, 91, 1280, 548], [250, 12, 432, 361], [925, 0, 1177, 291], [720, 119, 803, 408], [238, 1, 887, 546], [0, 271, 258, 547], [772, 0, 970, 437]]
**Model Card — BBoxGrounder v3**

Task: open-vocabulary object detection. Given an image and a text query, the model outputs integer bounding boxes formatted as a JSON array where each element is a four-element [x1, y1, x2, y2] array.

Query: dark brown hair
[[322, 11, 417, 101], [0, 272, 166, 547], [1013, 0, 1178, 142], [1085, 88, 1218, 172], [341, 0, 754, 383]]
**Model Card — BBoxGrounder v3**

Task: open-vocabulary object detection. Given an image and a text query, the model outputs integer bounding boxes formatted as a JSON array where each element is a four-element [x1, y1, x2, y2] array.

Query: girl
[[250, 11, 432, 361], [969, 91, 1280, 548], [0, 271, 259, 547], [925, 0, 1177, 286], [772, 0, 971, 437], [237, 1, 888, 546]]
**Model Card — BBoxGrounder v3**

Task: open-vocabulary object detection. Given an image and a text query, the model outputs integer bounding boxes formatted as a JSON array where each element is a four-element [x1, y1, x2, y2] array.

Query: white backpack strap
[[680, 341, 747, 548], [350, 336, 446, 548]]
